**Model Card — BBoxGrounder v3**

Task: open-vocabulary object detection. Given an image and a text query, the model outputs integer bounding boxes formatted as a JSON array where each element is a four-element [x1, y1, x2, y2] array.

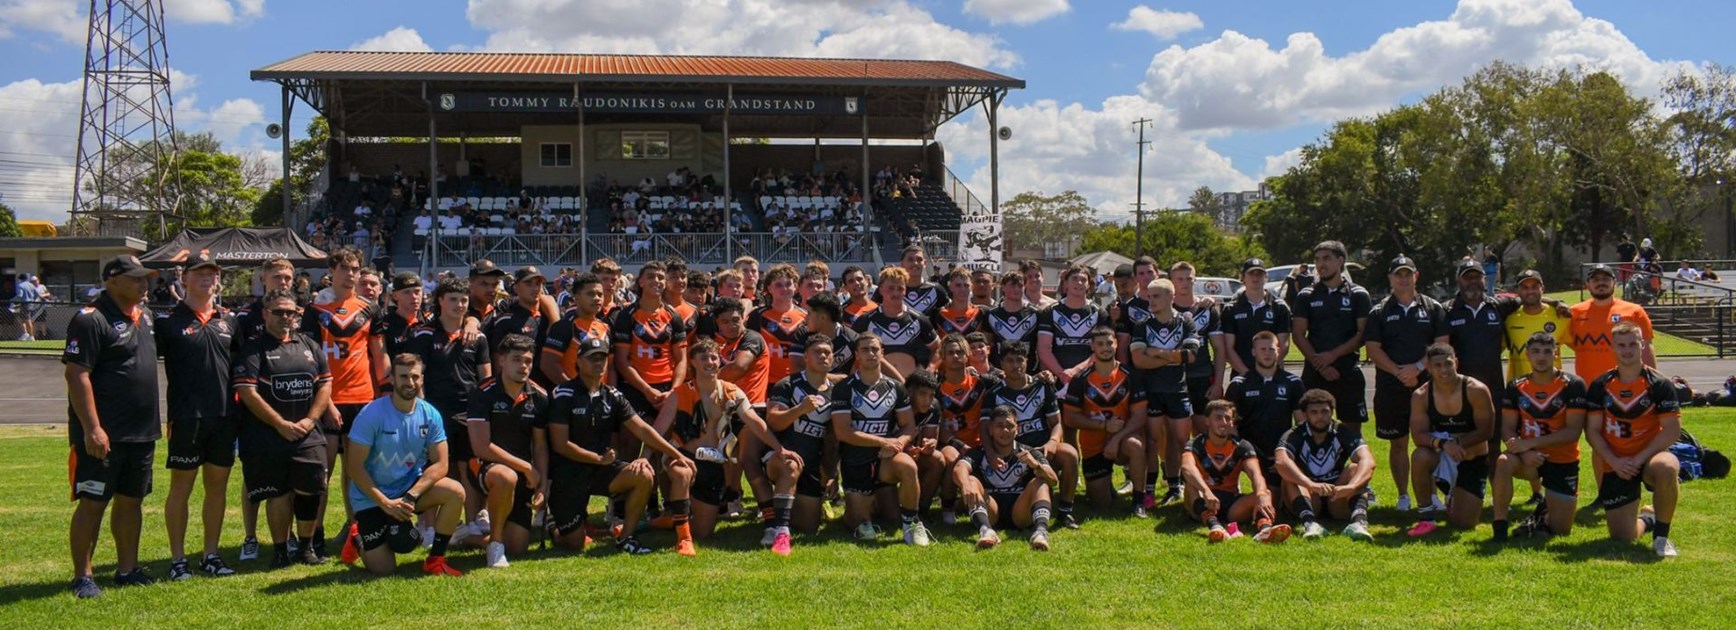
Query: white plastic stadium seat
[[759, 196, 773, 208]]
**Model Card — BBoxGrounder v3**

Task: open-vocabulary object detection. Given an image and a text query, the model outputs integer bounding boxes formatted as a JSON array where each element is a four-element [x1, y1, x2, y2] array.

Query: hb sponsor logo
[[271, 372, 317, 401], [75, 480, 107, 496]]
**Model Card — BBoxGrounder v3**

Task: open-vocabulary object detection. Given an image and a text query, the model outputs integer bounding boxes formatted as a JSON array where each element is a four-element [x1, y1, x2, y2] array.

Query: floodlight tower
[[69, 0, 180, 236]]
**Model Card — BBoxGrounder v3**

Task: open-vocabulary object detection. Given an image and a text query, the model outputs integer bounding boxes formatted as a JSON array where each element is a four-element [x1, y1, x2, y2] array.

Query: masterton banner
[[436, 92, 863, 116]]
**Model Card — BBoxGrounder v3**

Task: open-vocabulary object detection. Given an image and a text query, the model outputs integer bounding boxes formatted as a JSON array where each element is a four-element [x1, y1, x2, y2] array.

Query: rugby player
[[935, 333, 1000, 523], [1128, 278, 1198, 506], [540, 272, 611, 385], [344, 354, 468, 577], [765, 333, 841, 548], [969, 268, 997, 307], [488, 266, 555, 358], [1585, 321, 1682, 557], [1061, 327, 1149, 514], [733, 255, 762, 306], [986, 340, 1079, 528], [1406, 344, 1495, 535], [1020, 260, 1057, 309], [714, 296, 771, 523], [839, 265, 878, 327], [664, 260, 698, 332], [1361, 255, 1448, 513], [303, 246, 388, 558], [954, 405, 1059, 551], [612, 261, 688, 429], [1291, 241, 1372, 443], [934, 268, 987, 337], [380, 272, 424, 358], [965, 331, 997, 376], [985, 270, 1039, 372], [1180, 400, 1289, 543], [154, 253, 239, 579], [1168, 261, 1227, 437], [466, 334, 549, 568], [1114, 256, 1161, 366], [1492, 332, 1587, 541], [796, 292, 861, 376], [900, 244, 949, 320], [831, 333, 931, 545], [852, 266, 938, 379], [1222, 331, 1306, 490], [655, 339, 781, 550], [404, 278, 493, 542], [1275, 389, 1375, 541], [233, 289, 332, 568], [1037, 265, 1104, 386]]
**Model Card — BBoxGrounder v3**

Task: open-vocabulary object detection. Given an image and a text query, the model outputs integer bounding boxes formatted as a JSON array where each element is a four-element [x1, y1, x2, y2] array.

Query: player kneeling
[[1275, 389, 1376, 541], [1062, 326, 1150, 515], [1181, 401, 1289, 543], [954, 405, 1060, 551], [345, 354, 468, 576], [1586, 322, 1684, 558], [1492, 332, 1587, 541], [832, 333, 932, 545]]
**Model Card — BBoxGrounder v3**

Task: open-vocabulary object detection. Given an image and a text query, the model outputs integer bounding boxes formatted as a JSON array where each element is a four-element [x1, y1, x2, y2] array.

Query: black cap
[[1111, 264, 1133, 279], [102, 255, 156, 280], [513, 266, 546, 284], [186, 251, 221, 272], [1389, 255, 1417, 274], [391, 272, 423, 293], [1515, 269, 1544, 286], [1586, 263, 1616, 280], [1240, 258, 1268, 275], [1456, 259, 1484, 277], [578, 337, 609, 357], [469, 259, 508, 278]]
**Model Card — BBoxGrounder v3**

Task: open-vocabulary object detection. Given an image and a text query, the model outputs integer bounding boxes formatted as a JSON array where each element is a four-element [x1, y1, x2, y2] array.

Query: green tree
[[252, 116, 330, 227], [0, 202, 22, 238], [1186, 186, 1229, 228], [1080, 211, 1266, 277], [1000, 190, 1096, 255]]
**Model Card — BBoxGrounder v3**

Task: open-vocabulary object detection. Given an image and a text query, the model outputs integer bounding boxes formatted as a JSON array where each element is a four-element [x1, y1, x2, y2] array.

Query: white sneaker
[[1302, 521, 1328, 540], [1654, 537, 1678, 558], [760, 526, 778, 547], [485, 541, 509, 568], [725, 499, 746, 519], [903, 521, 932, 546], [1343, 521, 1374, 542], [941, 510, 957, 526], [852, 521, 882, 541], [1396, 495, 1412, 512]]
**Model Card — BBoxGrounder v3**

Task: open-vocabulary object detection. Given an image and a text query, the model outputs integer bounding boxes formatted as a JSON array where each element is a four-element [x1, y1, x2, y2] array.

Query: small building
[[0, 236, 149, 302]]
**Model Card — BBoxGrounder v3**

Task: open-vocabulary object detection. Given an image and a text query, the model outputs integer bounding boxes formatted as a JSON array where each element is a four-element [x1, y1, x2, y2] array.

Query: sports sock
[[970, 505, 992, 529], [1146, 472, 1159, 493], [1132, 490, 1148, 506], [272, 542, 288, 560], [1351, 491, 1370, 525], [669, 499, 693, 541], [757, 499, 772, 516], [772, 494, 795, 529], [312, 525, 325, 546], [1206, 514, 1223, 529], [1256, 517, 1272, 530], [900, 508, 919, 526], [1031, 500, 1051, 533], [1654, 521, 1671, 540], [1166, 476, 1181, 491], [1493, 519, 1510, 540], [1057, 501, 1073, 516], [941, 496, 957, 511], [430, 532, 452, 558], [610, 497, 627, 522], [1292, 496, 1316, 523]]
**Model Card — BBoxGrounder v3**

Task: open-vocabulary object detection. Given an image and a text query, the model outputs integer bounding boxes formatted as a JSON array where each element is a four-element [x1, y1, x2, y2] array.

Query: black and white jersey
[[985, 304, 1040, 370], [768, 371, 833, 458], [1132, 313, 1197, 393], [1174, 300, 1221, 379], [1276, 423, 1367, 483], [1037, 301, 1103, 372], [851, 308, 937, 366], [961, 444, 1048, 496], [985, 378, 1061, 448], [903, 281, 949, 319], [830, 374, 911, 467]]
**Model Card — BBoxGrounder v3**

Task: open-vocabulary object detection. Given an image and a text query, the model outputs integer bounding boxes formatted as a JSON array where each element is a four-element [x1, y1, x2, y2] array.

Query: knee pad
[[293, 492, 321, 521]]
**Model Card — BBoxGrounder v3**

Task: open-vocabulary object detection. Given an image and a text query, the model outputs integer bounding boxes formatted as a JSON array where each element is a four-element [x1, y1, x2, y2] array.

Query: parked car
[[1194, 277, 1243, 300]]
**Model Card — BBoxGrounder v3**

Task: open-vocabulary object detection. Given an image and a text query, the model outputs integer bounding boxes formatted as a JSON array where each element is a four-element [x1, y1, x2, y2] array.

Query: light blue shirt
[[347, 397, 446, 512]]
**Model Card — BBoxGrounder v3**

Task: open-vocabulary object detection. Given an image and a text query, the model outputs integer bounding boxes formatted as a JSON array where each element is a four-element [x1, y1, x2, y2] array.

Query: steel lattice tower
[[69, 0, 179, 237]]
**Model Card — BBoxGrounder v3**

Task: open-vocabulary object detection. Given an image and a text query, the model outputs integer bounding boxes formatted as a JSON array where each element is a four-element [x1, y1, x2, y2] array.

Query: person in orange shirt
[[747, 264, 807, 385], [1493, 332, 1588, 541], [1585, 321, 1683, 558], [1061, 326, 1150, 514], [933, 268, 987, 338], [839, 265, 878, 327], [1180, 400, 1288, 544], [303, 247, 388, 556], [540, 273, 611, 386], [1570, 263, 1656, 383], [662, 260, 698, 332], [611, 261, 688, 424]]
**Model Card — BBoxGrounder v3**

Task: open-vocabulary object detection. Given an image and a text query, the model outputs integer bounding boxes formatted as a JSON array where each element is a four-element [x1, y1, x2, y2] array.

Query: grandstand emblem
[[845, 97, 859, 115], [440, 93, 455, 111]]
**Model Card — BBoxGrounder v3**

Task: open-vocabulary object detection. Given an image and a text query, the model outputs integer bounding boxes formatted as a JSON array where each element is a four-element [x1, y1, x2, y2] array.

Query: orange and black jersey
[[611, 304, 688, 385], [301, 295, 384, 405], [1038, 302, 1104, 372], [717, 329, 770, 404], [745, 304, 807, 383], [666, 381, 748, 446], [1062, 366, 1146, 458], [939, 372, 1002, 449], [1504, 372, 1589, 464], [768, 371, 832, 457], [1187, 434, 1259, 493], [465, 378, 548, 463], [842, 299, 879, 327], [468, 300, 502, 339], [852, 308, 937, 365], [379, 310, 420, 359], [669, 301, 699, 332], [985, 304, 1040, 371], [986, 378, 1061, 449], [1586, 368, 1681, 462], [154, 302, 237, 420], [961, 444, 1048, 495], [904, 281, 949, 319], [546, 380, 634, 475], [403, 318, 491, 414], [542, 313, 610, 381], [831, 374, 912, 467], [933, 303, 987, 337]]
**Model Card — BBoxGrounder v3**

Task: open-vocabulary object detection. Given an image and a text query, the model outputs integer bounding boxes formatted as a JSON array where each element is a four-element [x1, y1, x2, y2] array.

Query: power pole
[[70, 0, 181, 237], [1132, 118, 1152, 257]]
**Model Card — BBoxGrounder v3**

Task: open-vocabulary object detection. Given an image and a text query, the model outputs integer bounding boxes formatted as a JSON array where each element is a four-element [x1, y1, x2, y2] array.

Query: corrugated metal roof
[[252, 51, 1023, 88]]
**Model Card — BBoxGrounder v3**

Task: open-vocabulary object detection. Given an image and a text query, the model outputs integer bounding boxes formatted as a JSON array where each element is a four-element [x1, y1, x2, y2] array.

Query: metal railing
[[940, 164, 991, 219], [426, 230, 876, 269]]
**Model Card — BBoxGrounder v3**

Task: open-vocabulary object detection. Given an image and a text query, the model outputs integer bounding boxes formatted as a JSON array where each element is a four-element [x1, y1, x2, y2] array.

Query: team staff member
[[303, 246, 388, 556], [1220, 259, 1292, 375], [1274, 389, 1376, 541], [1504, 270, 1572, 381], [1361, 255, 1448, 513], [985, 270, 1040, 371], [853, 266, 938, 378], [832, 333, 931, 546], [344, 354, 468, 577], [613, 261, 688, 426], [900, 244, 949, 320], [954, 406, 1059, 551], [1493, 332, 1587, 541], [466, 259, 510, 333], [233, 289, 332, 568], [1180, 401, 1288, 544], [1406, 344, 1494, 536], [154, 253, 240, 579], [1061, 327, 1149, 514], [405, 279, 493, 542], [380, 273, 424, 358], [541, 272, 611, 385], [1291, 241, 1372, 435], [1222, 331, 1306, 485], [64, 255, 161, 598], [1585, 321, 1683, 558], [547, 337, 696, 556], [466, 334, 548, 569], [233, 256, 297, 562]]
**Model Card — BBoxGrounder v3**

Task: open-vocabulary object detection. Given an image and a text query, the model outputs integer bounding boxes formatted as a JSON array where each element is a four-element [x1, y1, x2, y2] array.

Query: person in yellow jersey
[[1501, 269, 1569, 506]]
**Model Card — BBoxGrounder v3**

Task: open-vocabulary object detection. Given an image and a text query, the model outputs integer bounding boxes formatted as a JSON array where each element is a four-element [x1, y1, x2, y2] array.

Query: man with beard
[[232, 257, 297, 562], [234, 289, 332, 568], [344, 354, 468, 577], [1443, 259, 1561, 470], [1275, 389, 1375, 541], [1291, 241, 1371, 438]]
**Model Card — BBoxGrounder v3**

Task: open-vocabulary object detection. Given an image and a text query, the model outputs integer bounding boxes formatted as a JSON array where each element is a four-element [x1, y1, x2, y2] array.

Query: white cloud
[[1260, 147, 1304, 178], [0, 0, 86, 44], [165, 0, 265, 24], [1111, 6, 1202, 41], [1140, 0, 1692, 132], [465, 0, 1017, 70], [350, 26, 432, 53], [963, 0, 1069, 26]]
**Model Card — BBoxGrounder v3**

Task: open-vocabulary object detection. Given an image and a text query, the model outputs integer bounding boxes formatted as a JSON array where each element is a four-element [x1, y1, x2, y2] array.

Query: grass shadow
[[1545, 537, 1666, 565]]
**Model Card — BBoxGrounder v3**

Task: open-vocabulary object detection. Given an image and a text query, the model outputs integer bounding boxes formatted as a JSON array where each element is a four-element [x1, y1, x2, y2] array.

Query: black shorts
[[1082, 454, 1115, 482], [681, 449, 728, 506], [1437, 455, 1489, 500], [69, 442, 154, 501], [1538, 461, 1579, 498], [842, 459, 888, 495], [1186, 376, 1213, 416], [242, 441, 327, 502], [989, 493, 1021, 529], [764, 445, 825, 498], [438, 405, 474, 463], [548, 460, 632, 536], [166, 416, 237, 470], [1191, 489, 1243, 518], [620, 381, 673, 422], [327, 402, 367, 437], [1596, 471, 1650, 510], [476, 461, 535, 530], [355, 505, 422, 553], [1302, 362, 1368, 424], [1371, 380, 1414, 440], [1147, 391, 1193, 420]]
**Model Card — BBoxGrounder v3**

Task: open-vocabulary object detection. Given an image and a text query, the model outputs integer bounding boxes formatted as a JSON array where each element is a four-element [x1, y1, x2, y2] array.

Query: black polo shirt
[[1223, 368, 1305, 458], [403, 318, 491, 416], [466, 378, 548, 462], [1444, 294, 1518, 389], [380, 310, 420, 358], [546, 380, 635, 476], [1293, 280, 1372, 367], [154, 301, 238, 420], [232, 332, 330, 454], [63, 292, 160, 446], [1221, 290, 1292, 373], [1364, 295, 1448, 386], [233, 298, 269, 350], [487, 298, 546, 354]]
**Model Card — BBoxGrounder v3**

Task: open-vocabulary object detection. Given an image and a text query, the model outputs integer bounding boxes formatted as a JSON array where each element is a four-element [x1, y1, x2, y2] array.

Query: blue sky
[[0, 0, 1731, 223]]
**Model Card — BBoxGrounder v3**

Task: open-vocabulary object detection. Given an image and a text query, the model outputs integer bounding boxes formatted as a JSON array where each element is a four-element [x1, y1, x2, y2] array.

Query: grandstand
[[251, 51, 1023, 274]]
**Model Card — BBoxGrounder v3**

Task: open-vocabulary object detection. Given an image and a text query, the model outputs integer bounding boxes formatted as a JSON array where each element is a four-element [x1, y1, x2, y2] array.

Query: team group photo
[[4, 0, 1736, 627]]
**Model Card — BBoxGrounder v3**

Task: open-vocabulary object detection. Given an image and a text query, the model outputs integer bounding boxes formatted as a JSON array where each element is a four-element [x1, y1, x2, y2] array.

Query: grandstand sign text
[[438, 92, 862, 116]]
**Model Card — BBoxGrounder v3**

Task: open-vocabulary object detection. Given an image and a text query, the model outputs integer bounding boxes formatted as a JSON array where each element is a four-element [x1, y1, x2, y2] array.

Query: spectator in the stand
[[355, 199, 373, 220], [413, 209, 433, 231], [1639, 237, 1660, 265], [1676, 261, 1702, 282], [349, 165, 360, 182], [353, 223, 371, 249]]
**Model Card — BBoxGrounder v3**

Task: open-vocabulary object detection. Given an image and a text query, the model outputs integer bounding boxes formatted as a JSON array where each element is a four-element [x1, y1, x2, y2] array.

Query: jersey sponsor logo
[[1054, 310, 1098, 338], [64, 339, 79, 354], [75, 479, 106, 496], [271, 372, 317, 401], [112, 320, 128, 332], [869, 318, 919, 346], [1543, 322, 1556, 333], [983, 459, 1030, 491], [853, 387, 896, 418], [1611, 314, 1622, 323], [990, 312, 1037, 340], [853, 418, 891, 436]]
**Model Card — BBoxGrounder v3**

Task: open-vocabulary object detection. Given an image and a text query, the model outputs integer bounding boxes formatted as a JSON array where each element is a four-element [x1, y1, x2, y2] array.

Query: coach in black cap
[[1221, 257, 1293, 376], [65, 255, 160, 598], [1362, 254, 1449, 511], [467, 259, 509, 332]]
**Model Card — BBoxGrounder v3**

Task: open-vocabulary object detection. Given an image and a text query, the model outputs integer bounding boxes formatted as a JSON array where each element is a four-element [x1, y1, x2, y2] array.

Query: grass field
[[3, 411, 1735, 628]]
